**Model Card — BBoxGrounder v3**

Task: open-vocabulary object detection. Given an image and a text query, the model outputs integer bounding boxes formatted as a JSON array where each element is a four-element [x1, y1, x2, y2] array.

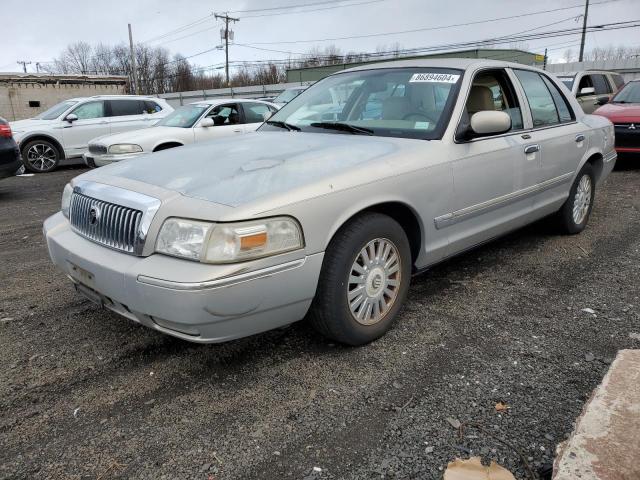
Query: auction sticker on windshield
[[410, 73, 460, 83]]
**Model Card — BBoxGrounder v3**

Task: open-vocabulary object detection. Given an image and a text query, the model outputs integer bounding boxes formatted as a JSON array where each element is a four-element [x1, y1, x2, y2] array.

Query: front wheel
[[21, 139, 61, 173], [309, 212, 411, 346], [556, 163, 595, 234]]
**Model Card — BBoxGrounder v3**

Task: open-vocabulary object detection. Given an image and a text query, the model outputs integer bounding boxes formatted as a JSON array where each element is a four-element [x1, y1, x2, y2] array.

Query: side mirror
[[470, 111, 511, 137], [65, 113, 78, 123], [262, 111, 273, 122], [200, 118, 215, 128], [578, 87, 595, 97], [596, 96, 610, 106]]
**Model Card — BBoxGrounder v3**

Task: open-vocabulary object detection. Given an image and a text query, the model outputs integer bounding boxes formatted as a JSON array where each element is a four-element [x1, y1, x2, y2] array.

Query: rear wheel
[[556, 163, 595, 234], [309, 212, 411, 346], [22, 139, 61, 173]]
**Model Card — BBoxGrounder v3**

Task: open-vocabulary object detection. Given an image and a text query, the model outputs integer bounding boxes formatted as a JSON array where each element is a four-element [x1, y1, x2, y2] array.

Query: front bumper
[[44, 212, 323, 343], [84, 151, 147, 167]]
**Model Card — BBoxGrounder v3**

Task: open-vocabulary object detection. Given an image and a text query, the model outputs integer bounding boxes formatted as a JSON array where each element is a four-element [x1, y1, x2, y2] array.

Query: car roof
[[555, 70, 620, 77], [337, 58, 526, 73], [188, 98, 276, 106], [65, 95, 165, 102]]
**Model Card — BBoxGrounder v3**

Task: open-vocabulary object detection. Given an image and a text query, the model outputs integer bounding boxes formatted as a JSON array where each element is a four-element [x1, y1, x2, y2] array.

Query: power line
[[141, 14, 213, 44], [242, 0, 622, 45], [240, 0, 386, 19], [227, 0, 380, 14]]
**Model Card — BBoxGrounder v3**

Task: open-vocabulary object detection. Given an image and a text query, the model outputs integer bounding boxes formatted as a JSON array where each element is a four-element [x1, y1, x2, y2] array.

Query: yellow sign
[[535, 54, 546, 62]]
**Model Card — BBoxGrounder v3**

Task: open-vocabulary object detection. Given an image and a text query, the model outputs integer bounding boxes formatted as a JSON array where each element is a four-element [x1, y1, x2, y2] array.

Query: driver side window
[[464, 70, 523, 131], [207, 104, 240, 125]]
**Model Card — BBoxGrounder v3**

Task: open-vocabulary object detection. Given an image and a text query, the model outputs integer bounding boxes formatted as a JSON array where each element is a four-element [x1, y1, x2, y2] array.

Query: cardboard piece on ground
[[443, 457, 516, 480]]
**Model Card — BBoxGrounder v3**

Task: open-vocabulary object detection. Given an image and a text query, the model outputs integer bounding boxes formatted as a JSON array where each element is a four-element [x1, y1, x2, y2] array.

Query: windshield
[[558, 77, 575, 90], [273, 88, 305, 103], [260, 68, 463, 140], [34, 100, 78, 120], [612, 81, 640, 103], [156, 105, 208, 128]]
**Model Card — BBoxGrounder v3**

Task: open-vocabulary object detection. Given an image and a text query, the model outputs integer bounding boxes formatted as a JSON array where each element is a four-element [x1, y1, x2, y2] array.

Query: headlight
[[108, 144, 143, 154], [61, 183, 73, 218], [155, 217, 303, 263]]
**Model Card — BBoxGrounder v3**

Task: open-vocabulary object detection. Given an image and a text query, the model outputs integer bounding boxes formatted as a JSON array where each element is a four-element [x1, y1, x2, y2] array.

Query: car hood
[[594, 102, 640, 122], [80, 131, 429, 208], [9, 118, 55, 131], [91, 126, 183, 147]]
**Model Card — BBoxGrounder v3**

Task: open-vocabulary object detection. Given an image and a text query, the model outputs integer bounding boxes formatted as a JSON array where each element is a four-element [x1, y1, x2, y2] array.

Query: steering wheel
[[402, 112, 436, 122]]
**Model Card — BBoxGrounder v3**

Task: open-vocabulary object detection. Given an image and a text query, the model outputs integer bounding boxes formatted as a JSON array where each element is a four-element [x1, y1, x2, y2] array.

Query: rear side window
[[611, 74, 625, 90], [109, 100, 144, 117], [514, 70, 561, 127], [591, 74, 612, 95], [541, 76, 574, 123], [144, 100, 163, 113], [243, 103, 272, 123]]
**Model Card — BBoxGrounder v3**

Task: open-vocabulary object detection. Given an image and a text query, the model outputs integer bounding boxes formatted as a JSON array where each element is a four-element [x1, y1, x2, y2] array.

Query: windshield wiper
[[266, 120, 301, 131], [309, 122, 374, 135]]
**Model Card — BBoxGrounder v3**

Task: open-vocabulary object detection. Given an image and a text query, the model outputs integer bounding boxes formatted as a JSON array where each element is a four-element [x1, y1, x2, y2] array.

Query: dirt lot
[[1, 162, 639, 480]]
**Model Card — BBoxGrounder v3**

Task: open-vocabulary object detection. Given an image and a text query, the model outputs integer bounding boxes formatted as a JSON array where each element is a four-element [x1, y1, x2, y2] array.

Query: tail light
[[0, 124, 12, 138]]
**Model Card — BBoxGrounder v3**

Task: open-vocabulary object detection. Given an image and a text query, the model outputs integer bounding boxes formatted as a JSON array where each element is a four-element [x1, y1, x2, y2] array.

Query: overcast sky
[[2, 0, 639, 74]]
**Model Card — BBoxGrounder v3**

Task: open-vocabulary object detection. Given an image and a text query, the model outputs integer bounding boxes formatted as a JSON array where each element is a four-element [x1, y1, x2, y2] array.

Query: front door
[[61, 101, 109, 157], [193, 103, 244, 142], [444, 68, 536, 255]]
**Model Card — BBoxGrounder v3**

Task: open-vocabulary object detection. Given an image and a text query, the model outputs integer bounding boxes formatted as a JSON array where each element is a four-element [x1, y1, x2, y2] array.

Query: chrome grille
[[69, 192, 143, 254], [88, 144, 107, 155]]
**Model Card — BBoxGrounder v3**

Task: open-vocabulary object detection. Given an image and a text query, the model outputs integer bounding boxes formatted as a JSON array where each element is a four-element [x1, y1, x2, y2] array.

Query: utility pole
[[17, 61, 31, 73], [578, 0, 590, 62], [128, 23, 139, 94], [543, 48, 548, 70], [214, 12, 239, 87], [35, 62, 41, 73]]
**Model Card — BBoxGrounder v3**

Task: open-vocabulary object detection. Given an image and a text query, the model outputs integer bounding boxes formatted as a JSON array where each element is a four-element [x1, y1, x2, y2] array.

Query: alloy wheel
[[347, 238, 402, 326], [572, 174, 592, 225], [26, 144, 57, 172]]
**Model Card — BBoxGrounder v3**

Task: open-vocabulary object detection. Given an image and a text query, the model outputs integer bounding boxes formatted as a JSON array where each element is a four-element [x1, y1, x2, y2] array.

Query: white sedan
[[83, 99, 278, 167]]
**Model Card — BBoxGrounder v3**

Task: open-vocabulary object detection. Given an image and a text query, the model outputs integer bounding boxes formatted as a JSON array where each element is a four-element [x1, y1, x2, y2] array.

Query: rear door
[[193, 103, 244, 142], [512, 69, 587, 211], [445, 68, 534, 254], [107, 99, 149, 134], [61, 101, 109, 156]]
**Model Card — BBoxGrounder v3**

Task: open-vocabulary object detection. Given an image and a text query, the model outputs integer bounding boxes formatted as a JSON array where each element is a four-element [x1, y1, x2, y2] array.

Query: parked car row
[[44, 58, 617, 347], [10, 95, 173, 173], [5, 73, 636, 178], [84, 99, 278, 167]]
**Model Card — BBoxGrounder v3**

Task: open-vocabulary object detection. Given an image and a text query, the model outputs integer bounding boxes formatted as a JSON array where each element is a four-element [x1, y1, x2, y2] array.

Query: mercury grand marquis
[[43, 59, 616, 346]]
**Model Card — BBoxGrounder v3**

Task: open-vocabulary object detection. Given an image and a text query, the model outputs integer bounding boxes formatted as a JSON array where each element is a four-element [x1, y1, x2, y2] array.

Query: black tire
[[21, 139, 61, 173], [556, 163, 596, 234], [309, 212, 412, 346]]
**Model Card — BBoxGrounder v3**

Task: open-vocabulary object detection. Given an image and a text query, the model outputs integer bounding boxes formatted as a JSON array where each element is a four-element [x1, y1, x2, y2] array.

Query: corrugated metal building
[[0, 73, 128, 121], [286, 49, 545, 83]]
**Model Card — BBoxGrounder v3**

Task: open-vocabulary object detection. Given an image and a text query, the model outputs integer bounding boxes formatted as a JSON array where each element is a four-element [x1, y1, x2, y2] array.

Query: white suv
[[10, 95, 173, 173]]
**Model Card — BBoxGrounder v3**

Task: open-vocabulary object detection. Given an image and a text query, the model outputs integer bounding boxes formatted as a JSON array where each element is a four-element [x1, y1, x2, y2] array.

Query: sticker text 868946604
[[409, 73, 460, 83]]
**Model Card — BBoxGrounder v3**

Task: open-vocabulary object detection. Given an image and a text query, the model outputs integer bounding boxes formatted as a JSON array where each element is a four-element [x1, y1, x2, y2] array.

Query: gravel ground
[[1, 161, 639, 480]]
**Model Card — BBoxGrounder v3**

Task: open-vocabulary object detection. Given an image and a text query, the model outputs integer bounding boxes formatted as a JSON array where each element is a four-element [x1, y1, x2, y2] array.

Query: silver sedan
[[44, 58, 616, 345]]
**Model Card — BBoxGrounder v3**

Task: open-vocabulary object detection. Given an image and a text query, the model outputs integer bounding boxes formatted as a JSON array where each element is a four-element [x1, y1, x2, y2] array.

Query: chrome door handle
[[524, 144, 540, 154], [575, 134, 585, 143], [233, 129, 243, 133]]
